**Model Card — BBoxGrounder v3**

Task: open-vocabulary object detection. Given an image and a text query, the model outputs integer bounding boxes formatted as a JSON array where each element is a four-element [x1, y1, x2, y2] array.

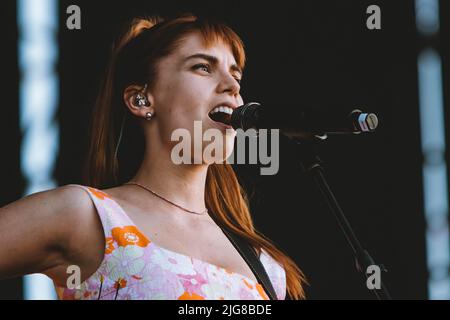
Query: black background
[[2, 0, 449, 299]]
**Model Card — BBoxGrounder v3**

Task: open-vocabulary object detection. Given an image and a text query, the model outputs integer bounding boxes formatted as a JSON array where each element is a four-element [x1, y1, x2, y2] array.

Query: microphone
[[230, 102, 378, 139]]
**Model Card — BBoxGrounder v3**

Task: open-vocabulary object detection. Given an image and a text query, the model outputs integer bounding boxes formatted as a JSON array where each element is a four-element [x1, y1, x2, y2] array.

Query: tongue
[[209, 112, 231, 125]]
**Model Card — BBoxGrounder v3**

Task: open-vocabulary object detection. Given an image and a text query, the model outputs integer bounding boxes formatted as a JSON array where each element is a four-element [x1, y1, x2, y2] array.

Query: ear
[[123, 84, 155, 118]]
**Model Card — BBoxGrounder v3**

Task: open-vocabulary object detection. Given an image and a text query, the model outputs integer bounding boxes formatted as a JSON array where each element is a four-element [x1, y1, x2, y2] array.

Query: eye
[[234, 77, 242, 84], [193, 63, 211, 73]]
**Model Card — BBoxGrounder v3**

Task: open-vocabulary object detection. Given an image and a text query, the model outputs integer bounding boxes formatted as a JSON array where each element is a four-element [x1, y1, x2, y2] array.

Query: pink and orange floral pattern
[[111, 226, 150, 248], [56, 185, 286, 300]]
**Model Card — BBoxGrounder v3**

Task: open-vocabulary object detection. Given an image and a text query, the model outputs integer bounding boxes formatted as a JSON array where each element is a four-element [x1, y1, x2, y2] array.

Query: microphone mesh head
[[231, 102, 261, 130]]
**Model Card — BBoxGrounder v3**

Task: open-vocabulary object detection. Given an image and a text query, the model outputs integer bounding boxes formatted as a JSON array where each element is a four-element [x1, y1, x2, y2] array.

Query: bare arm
[[0, 185, 104, 285]]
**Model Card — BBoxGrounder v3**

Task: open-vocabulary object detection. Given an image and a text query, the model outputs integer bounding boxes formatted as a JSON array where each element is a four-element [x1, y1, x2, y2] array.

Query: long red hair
[[83, 14, 307, 299]]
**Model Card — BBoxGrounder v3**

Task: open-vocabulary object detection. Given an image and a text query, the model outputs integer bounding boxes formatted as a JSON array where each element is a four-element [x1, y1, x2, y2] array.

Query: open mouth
[[208, 106, 233, 126]]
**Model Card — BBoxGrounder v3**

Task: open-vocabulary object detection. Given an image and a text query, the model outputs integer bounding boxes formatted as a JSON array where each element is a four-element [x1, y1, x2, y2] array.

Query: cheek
[[157, 82, 209, 131], [163, 78, 209, 117], [151, 68, 216, 148]]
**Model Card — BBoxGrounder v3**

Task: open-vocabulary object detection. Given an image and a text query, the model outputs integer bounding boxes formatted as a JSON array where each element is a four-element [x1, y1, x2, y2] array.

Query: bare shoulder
[[55, 184, 96, 214], [1, 184, 95, 229], [48, 185, 105, 283], [38, 184, 105, 284], [26, 184, 103, 250], [0, 184, 104, 283], [51, 185, 105, 246]]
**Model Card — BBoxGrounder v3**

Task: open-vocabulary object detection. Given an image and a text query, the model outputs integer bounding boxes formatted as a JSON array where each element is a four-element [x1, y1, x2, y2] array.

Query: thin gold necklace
[[124, 181, 208, 216]]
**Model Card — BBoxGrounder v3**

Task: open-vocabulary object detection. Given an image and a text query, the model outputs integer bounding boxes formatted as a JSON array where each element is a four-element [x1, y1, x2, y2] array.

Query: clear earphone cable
[[114, 113, 127, 160]]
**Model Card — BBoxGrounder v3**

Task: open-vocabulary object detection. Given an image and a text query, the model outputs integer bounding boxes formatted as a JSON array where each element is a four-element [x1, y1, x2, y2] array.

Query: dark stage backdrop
[[2, 0, 447, 299]]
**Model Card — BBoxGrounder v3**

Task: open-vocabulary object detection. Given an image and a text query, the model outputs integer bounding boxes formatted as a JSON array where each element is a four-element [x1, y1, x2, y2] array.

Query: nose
[[217, 71, 241, 97]]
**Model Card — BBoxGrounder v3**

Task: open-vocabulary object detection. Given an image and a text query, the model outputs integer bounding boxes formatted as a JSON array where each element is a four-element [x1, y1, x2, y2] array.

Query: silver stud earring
[[145, 112, 153, 121]]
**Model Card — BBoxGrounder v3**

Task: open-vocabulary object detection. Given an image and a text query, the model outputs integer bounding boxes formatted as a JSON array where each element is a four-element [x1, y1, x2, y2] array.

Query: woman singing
[[0, 14, 306, 300]]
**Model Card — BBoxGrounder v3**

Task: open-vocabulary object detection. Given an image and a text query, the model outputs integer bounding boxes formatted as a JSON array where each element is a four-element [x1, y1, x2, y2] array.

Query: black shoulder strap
[[221, 227, 278, 300]]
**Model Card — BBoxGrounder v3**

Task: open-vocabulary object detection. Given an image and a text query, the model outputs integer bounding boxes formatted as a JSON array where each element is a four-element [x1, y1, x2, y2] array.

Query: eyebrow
[[183, 53, 243, 76]]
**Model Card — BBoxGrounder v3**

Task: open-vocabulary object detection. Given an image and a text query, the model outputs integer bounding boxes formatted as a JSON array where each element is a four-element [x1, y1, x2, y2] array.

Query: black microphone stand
[[291, 134, 391, 300]]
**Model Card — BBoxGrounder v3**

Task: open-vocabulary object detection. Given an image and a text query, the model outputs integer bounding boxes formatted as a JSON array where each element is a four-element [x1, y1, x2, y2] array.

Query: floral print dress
[[54, 185, 286, 300]]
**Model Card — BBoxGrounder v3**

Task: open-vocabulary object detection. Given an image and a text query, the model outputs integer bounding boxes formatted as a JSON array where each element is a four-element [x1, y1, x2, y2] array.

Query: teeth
[[210, 106, 233, 115]]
